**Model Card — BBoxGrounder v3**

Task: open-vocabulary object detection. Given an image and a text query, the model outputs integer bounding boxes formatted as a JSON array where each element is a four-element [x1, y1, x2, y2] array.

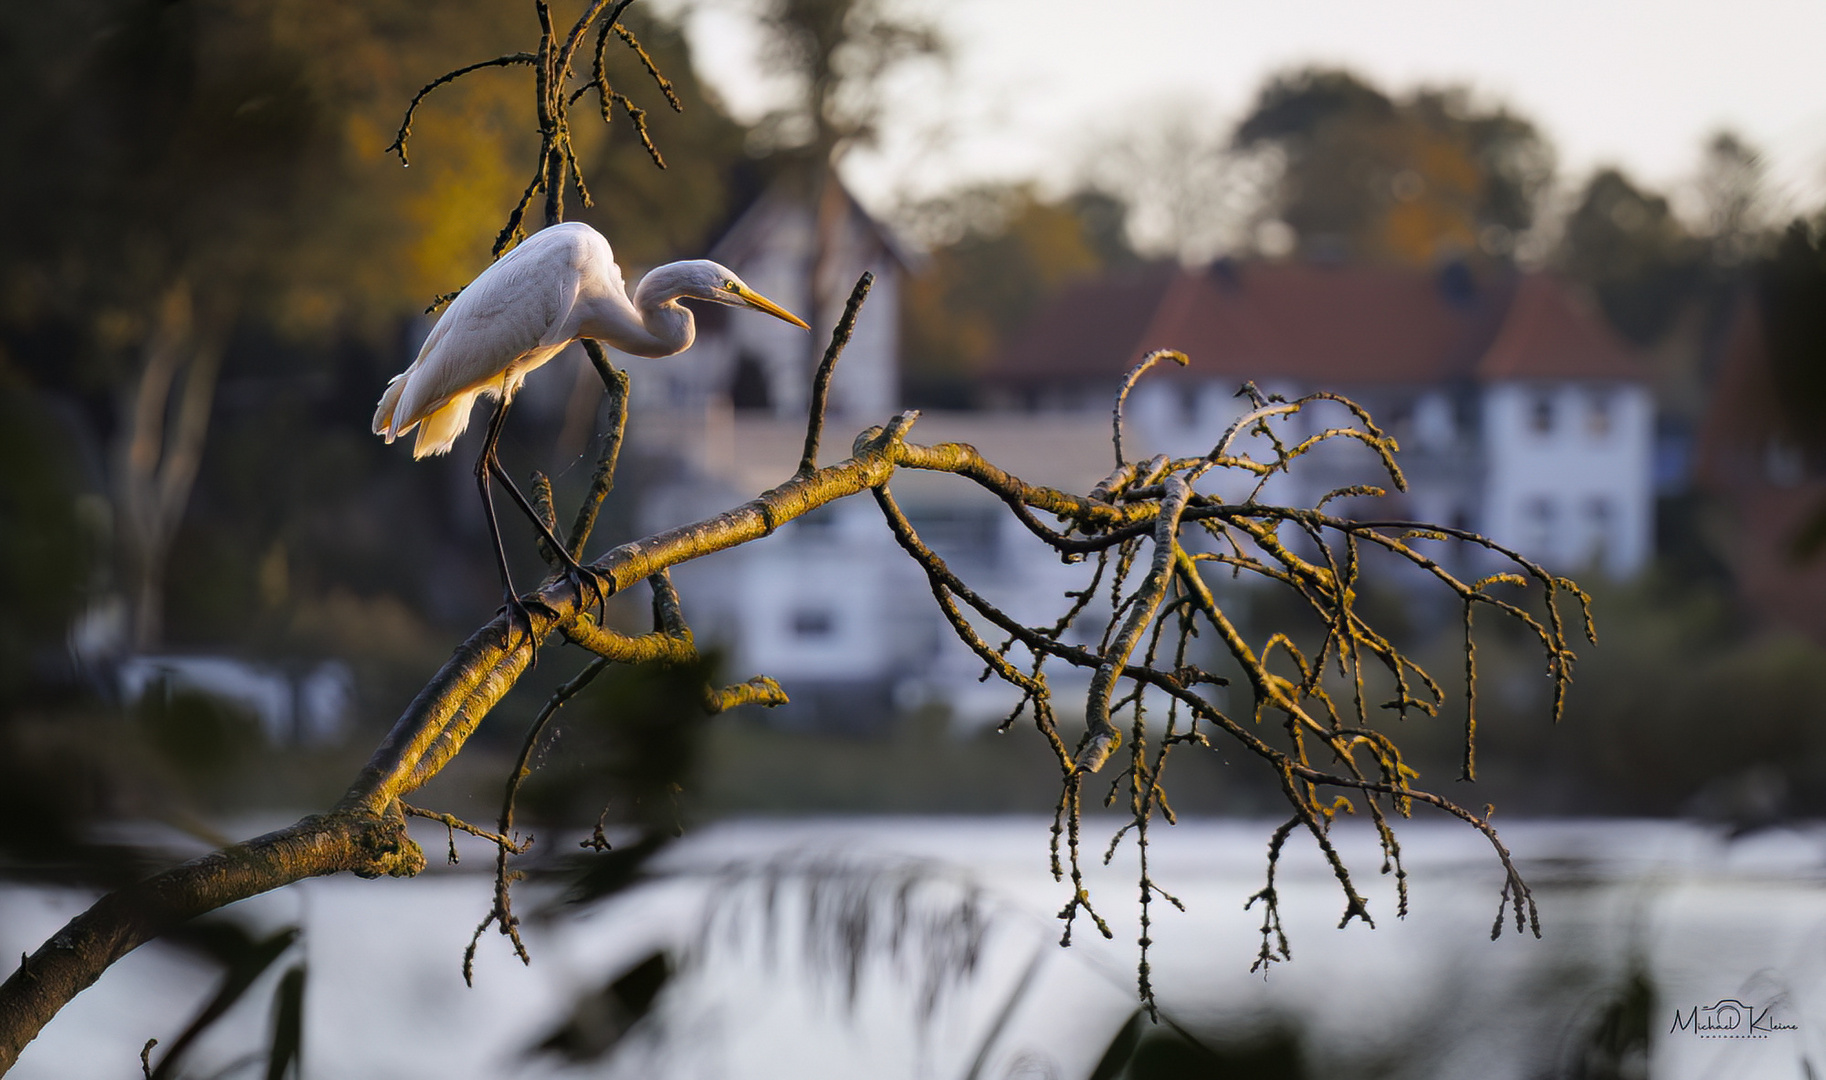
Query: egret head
[[671, 260, 810, 329]]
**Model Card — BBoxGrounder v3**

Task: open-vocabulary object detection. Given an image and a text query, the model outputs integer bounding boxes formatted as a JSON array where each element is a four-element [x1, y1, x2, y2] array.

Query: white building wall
[[704, 200, 903, 423], [1128, 379, 1297, 462], [1124, 379, 1313, 506], [1480, 381, 1654, 578], [722, 242, 818, 418], [724, 501, 896, 682], [901, 506, 1101, 725], [831, 265, 899, 419]]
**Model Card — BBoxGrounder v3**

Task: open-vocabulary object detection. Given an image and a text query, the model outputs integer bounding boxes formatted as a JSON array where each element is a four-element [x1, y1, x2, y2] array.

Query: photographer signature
[[1669, 999, 1799, 1038]]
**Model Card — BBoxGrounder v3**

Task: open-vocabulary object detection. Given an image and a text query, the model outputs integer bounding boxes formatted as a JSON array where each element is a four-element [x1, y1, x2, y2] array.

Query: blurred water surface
[[5, 817, 1825, 1079]]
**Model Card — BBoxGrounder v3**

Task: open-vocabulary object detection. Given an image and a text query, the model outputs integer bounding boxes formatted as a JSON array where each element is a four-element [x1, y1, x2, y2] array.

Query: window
[[1584, 497, 1613, 568], [792, 505, 841, 543], [1413, 394, 1455, 450], [729, 351, 771, 411], [903, 507, 998, 561], [1584, 497, 1614, 566], [1529, 393, 1554, 434], [1587, 391, 1614, 438], [1523, 495, 1556, 553], [790, 609, 835, 639], [1178, 384, 1200, 429], [1766, 439, 1805, 487]]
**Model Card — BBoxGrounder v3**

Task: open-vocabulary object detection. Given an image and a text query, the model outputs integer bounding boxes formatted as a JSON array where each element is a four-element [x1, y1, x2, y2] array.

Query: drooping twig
[[1076, 476, 1191, 773], [470, 655, 613, 979], [2, 374, 1587, 1065], [386, 53, 537, 166], [611, 21, 681, 110], [1111, 350, 1188, 468]]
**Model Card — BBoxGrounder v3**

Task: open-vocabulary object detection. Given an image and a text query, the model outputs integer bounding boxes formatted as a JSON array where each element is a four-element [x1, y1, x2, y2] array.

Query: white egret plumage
[[373, 221, 809, 640], [374, 221, 807, 455]]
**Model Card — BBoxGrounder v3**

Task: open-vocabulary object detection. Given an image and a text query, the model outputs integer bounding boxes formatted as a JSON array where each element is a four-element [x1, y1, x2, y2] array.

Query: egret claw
[[500, 593, 541, 666], [563, 564, 612, 623]]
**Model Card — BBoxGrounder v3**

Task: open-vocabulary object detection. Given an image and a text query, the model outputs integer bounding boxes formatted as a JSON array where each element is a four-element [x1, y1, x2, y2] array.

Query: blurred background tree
[[1229, 67, 1555, 265], [0, 0, 760, 892], [897, 185, 1134, 408], [748, 0, 943, 359], [0, 6, 1821, 832], [1554, 168, 1703, 347], [0, 0, 748, 664]]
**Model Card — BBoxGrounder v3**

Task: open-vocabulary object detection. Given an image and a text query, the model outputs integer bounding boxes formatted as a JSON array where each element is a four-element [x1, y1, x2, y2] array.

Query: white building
[[605, 178, 926, 728], [624, 227, 1654, 727], [636, 411, 1117, 728], [990, 262, 1656, 580], [617, 178, 910, 425]]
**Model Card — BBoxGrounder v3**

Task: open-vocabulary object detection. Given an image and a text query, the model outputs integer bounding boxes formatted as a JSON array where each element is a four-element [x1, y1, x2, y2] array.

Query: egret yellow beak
[[730, 283, 810, 330]]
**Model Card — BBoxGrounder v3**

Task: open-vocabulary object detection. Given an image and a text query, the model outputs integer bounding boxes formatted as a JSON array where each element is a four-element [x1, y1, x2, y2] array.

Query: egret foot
[[498, 592, 543, 663], [551, 556, 613, 624]]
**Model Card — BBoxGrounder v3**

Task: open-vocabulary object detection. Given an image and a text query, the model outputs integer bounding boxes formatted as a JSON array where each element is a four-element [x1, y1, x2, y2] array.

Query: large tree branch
[[0, 811, 422, 1075], [0, 417, 932, 1071], [0, 396, 1577, 1068]]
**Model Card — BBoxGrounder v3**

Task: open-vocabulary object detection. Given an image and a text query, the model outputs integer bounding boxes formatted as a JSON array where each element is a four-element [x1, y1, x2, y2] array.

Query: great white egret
[[372, 221, 809, 642]]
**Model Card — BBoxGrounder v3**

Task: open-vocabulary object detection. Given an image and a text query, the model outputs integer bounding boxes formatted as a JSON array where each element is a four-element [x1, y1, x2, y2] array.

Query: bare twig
[[1076, 476, 1191, 773], [566, 340, 632, 560], [798, 272, 874, 477], [385, 53, 537, 166], [612, 21, 682, 110], [1, 360, 1586, 1064], [401, 802, 530, 859], [1111, 350, 1188, 467], [473, 655, 612, 977]]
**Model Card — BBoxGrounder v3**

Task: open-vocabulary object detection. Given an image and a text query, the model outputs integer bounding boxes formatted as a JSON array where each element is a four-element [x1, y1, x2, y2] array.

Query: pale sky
[[666, 0, 1826, 229]]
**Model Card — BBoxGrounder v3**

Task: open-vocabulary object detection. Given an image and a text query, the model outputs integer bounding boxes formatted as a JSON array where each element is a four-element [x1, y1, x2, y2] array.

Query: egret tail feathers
[[373, 372, 476, 458], [372, 374, 408, 440], [409, 392, 479, 459]]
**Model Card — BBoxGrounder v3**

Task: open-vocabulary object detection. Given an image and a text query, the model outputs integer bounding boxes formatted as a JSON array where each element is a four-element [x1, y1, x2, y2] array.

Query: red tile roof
[[991, 263, 1179, 383], [1695, 295, 1773, 489], [1476, 274, 1646, 380], [1692, 295, 1826, 642], [991, 262, 1647, 388]]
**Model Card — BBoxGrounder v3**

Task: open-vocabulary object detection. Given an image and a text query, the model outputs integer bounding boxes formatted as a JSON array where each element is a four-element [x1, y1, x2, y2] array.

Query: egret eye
[[724, 279, 738, 291]]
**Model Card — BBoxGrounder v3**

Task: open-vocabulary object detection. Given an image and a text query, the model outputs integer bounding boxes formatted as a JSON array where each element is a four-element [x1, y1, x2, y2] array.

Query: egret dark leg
[[475, 397, 540, 656], [475, 396, 614, 624], [483, 456, 612, 616]]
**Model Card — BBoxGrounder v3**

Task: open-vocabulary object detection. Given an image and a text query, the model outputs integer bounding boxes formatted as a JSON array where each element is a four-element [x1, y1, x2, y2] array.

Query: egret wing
[[390, 233, 591, 429]]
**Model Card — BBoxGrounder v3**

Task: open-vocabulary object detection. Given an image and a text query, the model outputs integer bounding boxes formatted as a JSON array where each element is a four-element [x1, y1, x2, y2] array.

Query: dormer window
[[1529, 393, 1554, 434]]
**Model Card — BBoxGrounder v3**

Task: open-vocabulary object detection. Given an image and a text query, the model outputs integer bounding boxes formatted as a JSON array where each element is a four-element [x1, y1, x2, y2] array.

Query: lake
[[4, 816, 1823, 1079]]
